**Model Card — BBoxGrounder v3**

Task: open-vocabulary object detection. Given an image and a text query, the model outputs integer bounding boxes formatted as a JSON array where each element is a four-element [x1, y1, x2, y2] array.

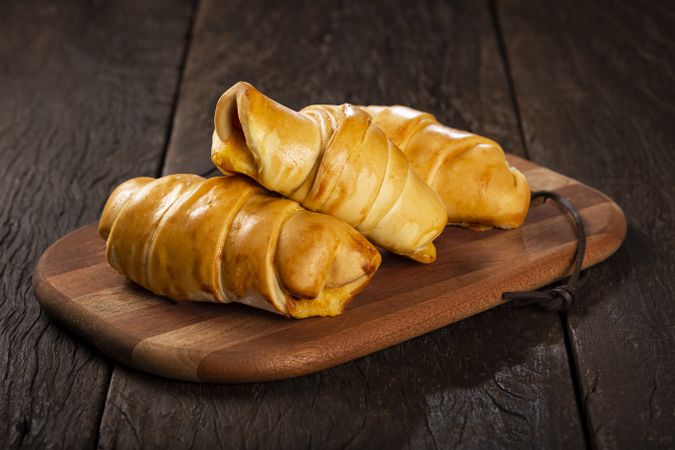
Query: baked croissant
[[211, 82, 447, 264], [353, 105, 531, 229], [99, 174, 381, 319]]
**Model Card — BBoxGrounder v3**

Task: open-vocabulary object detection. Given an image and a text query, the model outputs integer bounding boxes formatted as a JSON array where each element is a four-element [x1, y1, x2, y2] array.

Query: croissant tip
[[234, 80, 253, 89], [362, 247, 382, 275], [402, 243, 437, 264]]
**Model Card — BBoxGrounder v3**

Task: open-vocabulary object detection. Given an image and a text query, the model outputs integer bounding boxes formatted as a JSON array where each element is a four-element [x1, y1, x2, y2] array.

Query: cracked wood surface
[[497, 0, 675, 447], [97, 0, 584, 448], [0, 0, 193, 448]]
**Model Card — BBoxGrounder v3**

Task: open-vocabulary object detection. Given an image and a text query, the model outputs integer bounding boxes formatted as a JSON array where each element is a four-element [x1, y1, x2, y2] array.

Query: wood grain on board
[[34, 157, 627, 385], [497, 0, 675, 447], [0, 0, 193, 448], [96, 0, 594, 448]]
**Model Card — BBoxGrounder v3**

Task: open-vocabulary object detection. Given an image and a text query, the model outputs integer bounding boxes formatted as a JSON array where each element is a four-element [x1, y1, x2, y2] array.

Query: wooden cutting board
[[33, 155, 626, 383]]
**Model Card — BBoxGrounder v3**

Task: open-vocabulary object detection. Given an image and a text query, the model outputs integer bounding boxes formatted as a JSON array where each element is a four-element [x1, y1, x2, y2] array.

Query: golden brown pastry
[[351, 105, 530, 229], [99, 174, 381, 318], [211, 82, 447, 264]]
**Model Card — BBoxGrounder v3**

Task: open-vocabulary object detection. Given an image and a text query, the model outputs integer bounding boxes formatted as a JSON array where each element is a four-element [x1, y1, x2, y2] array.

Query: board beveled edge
[[33, 245, 139, 369], [32, 171, 627, 384]]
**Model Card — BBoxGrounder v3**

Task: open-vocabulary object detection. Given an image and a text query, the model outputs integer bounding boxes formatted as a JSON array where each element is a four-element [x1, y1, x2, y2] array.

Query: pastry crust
[[212, 82, 447, 263], [357, 105, 531, 229], [99, 175, 381, 318]]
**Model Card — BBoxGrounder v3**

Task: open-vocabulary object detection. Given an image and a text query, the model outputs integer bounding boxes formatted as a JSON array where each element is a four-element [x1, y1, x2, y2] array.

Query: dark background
[[1, 0, 673, 448]]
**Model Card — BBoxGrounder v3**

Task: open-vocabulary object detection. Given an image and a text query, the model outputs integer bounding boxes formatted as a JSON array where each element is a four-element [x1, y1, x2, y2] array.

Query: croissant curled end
[[213, 81, 322, 196], [277, 211, 381, 318], [212, 84, 257, 178]]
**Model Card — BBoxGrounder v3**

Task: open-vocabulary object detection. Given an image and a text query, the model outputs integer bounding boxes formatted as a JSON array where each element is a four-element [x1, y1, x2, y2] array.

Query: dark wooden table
[[1, 0, 673, 448]]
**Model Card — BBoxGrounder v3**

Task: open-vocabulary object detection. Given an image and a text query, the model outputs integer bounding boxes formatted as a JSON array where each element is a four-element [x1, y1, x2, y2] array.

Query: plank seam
[[490, 1, 594, 447], [561, 313, 596, 449], [158, 0, 202, 177], [94, 0, 202, 446], [488, 0, 530, 160]]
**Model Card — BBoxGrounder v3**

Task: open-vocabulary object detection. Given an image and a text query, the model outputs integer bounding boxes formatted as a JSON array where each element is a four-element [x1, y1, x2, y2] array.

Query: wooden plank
[[34, 163, 626, 382], [0, 0, 194, 447], [98, 0, 588, 447], [162, 0, 526, 175], [497, 0, 675, 447]]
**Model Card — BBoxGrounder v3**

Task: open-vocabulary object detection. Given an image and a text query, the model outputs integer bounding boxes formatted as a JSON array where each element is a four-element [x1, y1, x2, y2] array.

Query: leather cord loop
[[502, 190, 588, 312]]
